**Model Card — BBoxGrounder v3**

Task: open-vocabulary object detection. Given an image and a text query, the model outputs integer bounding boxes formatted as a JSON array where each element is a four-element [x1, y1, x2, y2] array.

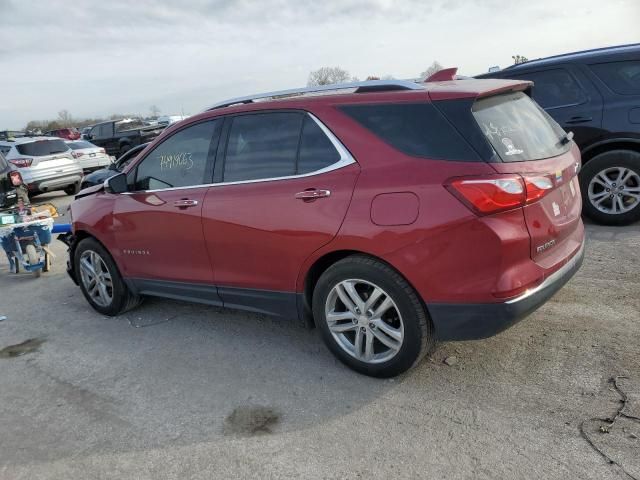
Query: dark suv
[[66, 78, 584, 377], [478, 44, 640, 225]]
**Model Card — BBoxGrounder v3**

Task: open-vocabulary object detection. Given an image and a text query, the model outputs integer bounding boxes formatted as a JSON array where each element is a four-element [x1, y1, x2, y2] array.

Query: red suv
[[46, 128, 81, 141], [66, 78, 585, 377]]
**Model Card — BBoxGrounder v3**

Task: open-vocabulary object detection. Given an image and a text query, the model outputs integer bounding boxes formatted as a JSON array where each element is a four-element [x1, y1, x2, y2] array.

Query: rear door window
[[16, 139, 69, 156], [589, 61, 640, 95], [134, 120, 221, 191], [472, 91, 570, 162], [223, 112, 303, 182], [297, 116, 341, 174], [339, 103, 479, 161], [512, 69, 587, 108]]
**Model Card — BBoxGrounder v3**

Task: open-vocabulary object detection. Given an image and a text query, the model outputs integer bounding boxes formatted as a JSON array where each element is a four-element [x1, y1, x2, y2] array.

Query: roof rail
[[206, 79, 424, 111]]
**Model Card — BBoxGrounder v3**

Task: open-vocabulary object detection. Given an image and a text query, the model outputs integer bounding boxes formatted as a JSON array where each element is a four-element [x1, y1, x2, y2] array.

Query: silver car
[[0, 137, 83, 196], [65, 140, 113, 173]]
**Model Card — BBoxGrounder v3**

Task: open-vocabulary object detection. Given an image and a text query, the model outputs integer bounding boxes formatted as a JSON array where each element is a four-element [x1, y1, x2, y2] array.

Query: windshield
[[472, 91, 570, 162]]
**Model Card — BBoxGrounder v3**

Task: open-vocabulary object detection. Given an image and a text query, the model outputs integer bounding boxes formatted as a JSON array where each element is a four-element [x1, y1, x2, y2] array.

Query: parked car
[[46, 128, 81, 141], [85, 119, 164, 157], [0, 131, 26, 141], [157, 115, 186, 126], [0, 137, 83, 196], [65, 140, 113, 173], [80, 143, 148, 190], [65, 78, 584, 377], [80, 126, 92, 139], [477, 43, 640, 225]]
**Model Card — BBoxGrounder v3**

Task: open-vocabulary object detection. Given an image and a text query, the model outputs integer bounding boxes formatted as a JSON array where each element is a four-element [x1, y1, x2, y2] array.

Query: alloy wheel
[[588, 166, 640, 215], [79, 250, 114, 307], [324, 279, 404, 364]]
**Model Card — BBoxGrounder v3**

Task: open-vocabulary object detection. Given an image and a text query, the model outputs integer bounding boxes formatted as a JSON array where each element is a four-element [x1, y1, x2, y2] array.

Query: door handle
[[173, 199, 199, 208], [295, 189, 331, 201], [565, 116, 592, 124]]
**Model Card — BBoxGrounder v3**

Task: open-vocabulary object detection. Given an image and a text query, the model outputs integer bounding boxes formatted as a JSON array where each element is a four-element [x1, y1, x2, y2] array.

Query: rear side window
[[223, 113, 303, 182], [67, 141, 96, 150], [134, 120, 221, 190], [0, 151, 8, 169], [16, 139, 69, 156], [298, 116, 340, 174], [513, 69, 587, 108], [589, 61, 640, 95], [339, 103, 479, 161], [472, 91, 569, 162]]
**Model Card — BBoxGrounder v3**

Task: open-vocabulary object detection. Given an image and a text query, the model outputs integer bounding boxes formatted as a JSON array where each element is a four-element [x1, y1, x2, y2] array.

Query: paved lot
[[1, 192, 639, 479]]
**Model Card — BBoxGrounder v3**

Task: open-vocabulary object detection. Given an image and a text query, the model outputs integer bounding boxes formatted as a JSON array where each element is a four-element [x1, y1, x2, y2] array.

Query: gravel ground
[[0, 192, 638, 480]]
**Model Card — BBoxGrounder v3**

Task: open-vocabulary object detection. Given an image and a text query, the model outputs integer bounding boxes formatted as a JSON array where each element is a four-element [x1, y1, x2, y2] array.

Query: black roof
[[478, 43, 640, 77]]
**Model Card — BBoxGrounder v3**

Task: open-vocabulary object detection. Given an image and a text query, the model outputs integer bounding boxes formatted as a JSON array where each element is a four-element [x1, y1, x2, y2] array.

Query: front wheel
[[312, 255, 434, 378], [580, 150, 640, 226], [75, 237, 142, 315]]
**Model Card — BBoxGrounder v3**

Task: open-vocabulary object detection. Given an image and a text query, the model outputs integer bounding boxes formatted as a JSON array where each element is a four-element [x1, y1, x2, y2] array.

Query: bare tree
[[149, 105, 161, 117], [512, 55, 529, 64], [57, 109, 72, 127], [419, 61, 444, 80], [307, 66, 352, 86]]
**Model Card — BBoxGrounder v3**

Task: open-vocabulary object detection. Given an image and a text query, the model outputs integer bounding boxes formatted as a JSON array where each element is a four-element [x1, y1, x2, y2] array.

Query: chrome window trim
[[124, 112, 356, 194]]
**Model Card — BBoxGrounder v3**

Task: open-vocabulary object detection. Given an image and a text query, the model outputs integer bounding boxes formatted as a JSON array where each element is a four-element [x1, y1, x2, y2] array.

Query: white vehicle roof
[[0, 136, 65, 146]]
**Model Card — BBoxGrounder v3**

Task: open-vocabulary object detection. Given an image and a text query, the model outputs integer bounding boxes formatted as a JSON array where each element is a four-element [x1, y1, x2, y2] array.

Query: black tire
[[119, 144, 131, 157], [74, 237, 142, 316], [580, 150, 640, 226], [25, 244, 41, 278], [64, 183, 80, 196], [43, 251, 51, 273], [312, 255, 434, 378]]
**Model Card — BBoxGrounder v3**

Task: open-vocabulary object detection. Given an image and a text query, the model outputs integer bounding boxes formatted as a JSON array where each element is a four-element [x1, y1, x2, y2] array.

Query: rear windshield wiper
[[559, 131, 574, 145]]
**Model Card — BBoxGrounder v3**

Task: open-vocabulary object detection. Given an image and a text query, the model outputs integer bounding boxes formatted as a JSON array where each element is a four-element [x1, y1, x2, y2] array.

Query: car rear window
[[589, 60, 640, 95], [67, 141, 96, 150], [339, 103, 480, 161], [472, 92, 570, 162], [16, 139, 70, 157]]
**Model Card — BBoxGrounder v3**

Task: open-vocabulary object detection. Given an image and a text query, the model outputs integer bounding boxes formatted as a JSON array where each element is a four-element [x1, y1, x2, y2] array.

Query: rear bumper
[[28, 174, 82, 192], [428, 241, 585, 341]]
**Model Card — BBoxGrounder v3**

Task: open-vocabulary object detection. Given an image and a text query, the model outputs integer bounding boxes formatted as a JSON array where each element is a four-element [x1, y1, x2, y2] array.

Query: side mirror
[[105, 172, 128, 194], [9, 170, 23, 186], [85, 134, 93, 140]]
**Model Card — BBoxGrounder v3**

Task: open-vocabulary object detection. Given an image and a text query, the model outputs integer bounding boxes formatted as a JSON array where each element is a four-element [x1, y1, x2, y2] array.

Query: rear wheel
[[43, 251, 52, 272], [580, 150, 640, 226], [64, 183, 80, 196], [312, 255, 434, 378], [75, 237, 142, 315], [25, 244, 41, 278]]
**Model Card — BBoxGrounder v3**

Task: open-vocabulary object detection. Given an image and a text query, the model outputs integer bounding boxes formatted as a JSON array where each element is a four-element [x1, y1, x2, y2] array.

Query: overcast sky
[[1, 0, 638, 129]]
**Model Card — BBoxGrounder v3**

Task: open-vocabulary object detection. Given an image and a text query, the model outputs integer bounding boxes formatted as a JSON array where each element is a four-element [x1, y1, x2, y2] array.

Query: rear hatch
[[14, 139, 80, 177], [471, 91, 583, 267]]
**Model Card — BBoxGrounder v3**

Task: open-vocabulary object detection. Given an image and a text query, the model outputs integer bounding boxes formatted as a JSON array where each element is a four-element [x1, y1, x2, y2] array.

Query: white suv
[[0, 137, 83, 196]]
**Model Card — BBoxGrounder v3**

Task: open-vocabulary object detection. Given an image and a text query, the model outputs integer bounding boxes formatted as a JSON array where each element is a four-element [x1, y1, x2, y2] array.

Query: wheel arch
[[299, 248, 427, 328], [581, 138, 640, 163]]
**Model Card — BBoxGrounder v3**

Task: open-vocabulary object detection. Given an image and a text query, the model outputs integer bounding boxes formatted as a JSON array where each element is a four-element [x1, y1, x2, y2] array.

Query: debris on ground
[[0, 315, 6, 322], [444, 356, 458, 366]]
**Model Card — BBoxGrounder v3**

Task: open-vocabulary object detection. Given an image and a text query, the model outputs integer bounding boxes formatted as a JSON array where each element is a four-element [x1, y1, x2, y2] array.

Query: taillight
[[446, 175, 526, 215], [447, 173, 559, 215], [523, 175, 554, 203], [9, 158, 33, 168], [72, 151, 84, 159]]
